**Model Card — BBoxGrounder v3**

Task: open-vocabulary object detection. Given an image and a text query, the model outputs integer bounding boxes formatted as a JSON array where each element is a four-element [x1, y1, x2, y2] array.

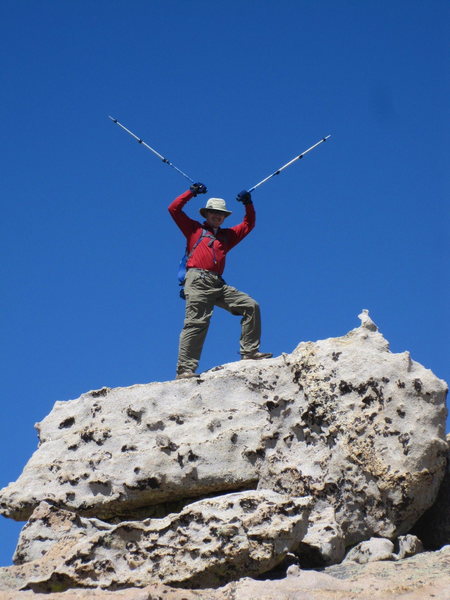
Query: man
[[168, 182, 272, 379]]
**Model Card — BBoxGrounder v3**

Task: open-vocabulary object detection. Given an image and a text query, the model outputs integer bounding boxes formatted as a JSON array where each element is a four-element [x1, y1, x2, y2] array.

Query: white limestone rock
[[19, 491, 313, 591], [0, 312, 447, 556], [12, 502, 345, 589], [1, 375, 268, 521], [256, 316, 448, 544], [343, 537, 395, 564], [342, 534, 424, 565]]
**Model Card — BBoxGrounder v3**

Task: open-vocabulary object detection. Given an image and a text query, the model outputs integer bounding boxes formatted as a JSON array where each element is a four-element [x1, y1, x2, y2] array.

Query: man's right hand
[[236, 190, 252, 205], [190, 182, 207, 196]]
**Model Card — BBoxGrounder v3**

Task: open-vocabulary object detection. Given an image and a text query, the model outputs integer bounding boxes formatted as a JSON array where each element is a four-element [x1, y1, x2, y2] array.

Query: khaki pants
[[177, 268, 261, 374]]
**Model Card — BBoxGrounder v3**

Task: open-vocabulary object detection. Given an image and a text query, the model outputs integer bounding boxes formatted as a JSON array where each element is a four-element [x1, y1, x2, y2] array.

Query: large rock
[[14, 492, 314, 590], [12, 499, 345, 590], [0, 312, 447, 569]]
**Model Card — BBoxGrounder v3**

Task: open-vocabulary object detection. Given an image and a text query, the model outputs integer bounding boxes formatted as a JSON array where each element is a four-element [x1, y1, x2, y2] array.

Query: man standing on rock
[[169, 183, 272, 379]]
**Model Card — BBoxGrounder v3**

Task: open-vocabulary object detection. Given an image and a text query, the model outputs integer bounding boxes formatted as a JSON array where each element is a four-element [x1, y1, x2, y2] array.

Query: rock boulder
[[0, 312, 447, 590]]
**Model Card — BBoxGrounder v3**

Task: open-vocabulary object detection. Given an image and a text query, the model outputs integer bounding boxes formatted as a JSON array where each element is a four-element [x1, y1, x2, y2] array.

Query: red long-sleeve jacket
[[168, 190, 255, 275]]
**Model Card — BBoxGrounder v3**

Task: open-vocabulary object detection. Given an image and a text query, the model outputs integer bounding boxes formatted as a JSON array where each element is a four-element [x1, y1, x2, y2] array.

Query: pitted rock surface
[[0, 312, 448, 591], [15, 492, 314, 590], [255, 326, 448, 543], [13, 502, 111, 565]]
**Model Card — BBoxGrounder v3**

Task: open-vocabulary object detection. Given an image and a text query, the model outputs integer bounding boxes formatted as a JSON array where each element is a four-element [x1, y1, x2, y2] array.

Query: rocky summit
[[0, 311, 448, 598]]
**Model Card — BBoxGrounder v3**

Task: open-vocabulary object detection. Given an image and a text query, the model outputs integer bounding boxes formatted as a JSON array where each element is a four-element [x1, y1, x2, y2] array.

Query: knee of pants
[[247, 299, 260, 313], [239, 301, 260, 320]]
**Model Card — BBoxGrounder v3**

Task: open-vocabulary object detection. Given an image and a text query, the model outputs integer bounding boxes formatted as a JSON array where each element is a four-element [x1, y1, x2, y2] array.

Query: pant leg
[[177, 270, 218, 374], [216, 284, 261, 355]]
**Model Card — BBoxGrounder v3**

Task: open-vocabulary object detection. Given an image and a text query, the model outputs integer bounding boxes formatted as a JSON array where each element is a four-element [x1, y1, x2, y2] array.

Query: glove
[[236, 190, 252, 205], [190, 182, 207, 196]]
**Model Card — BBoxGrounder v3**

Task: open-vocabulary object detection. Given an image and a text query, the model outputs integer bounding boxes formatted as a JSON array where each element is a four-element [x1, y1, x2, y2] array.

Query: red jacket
[[168, 190, 255, 275]]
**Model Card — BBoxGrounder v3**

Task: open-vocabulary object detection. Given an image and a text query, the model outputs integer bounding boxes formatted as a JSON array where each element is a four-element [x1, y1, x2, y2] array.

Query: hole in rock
[[89, 481, 113, 496], [59, 417, 75, 429]]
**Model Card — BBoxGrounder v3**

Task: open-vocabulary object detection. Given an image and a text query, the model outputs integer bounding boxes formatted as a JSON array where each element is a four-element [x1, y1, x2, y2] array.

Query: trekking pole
[[108, 116, 195, 184], [248, 135, 331, 193]]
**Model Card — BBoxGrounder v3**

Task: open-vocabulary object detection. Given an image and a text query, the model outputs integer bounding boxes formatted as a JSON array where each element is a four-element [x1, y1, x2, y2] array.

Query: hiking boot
[[176, 371, 199, 380], [240, 351, 273, 360]]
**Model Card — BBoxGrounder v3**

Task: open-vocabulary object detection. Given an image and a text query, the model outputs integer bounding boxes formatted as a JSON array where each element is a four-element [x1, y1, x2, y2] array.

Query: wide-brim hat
[[200, 197, 232, 218]]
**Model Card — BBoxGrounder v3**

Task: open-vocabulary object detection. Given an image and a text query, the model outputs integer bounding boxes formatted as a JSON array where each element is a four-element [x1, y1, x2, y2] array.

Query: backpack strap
[[177, 228, 217, 297], [184, 228, 218, 271], [186, 228, 216, 263]]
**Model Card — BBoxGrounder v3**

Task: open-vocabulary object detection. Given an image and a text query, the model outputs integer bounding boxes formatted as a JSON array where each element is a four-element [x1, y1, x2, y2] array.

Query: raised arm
[[227, 190, 256, 248], [168, 183, 207, 237]]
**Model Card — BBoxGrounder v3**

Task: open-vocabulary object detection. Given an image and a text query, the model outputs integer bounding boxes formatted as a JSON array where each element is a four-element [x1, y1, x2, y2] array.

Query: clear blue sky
[[1, 0, 448, 566]]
